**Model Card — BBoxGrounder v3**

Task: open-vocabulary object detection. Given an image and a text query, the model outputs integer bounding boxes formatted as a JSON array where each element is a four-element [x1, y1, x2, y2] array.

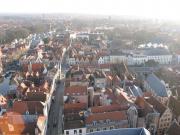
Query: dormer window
[[26, 110, 29, 115], [92, 121, 97, 126], [106, 119, 110, 124]]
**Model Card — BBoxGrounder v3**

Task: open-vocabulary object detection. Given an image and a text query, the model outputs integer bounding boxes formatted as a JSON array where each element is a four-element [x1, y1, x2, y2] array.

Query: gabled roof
[[26, 92, 46, 102], [64, 103, 87, 113], [65, 85, 87, 96], [146, 73, 168, 97], [10, 101, 44, 115], [5, 112, 37, 134], [85, 111, 127, 124], [90, 104, 129, 113], [135, 96, 154, 116], [168, 96, 180, 116], [146, 96, 167, 116], [129, 85, 143, 97]]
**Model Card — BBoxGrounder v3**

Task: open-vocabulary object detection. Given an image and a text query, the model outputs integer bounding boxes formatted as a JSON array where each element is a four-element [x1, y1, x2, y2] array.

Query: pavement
[[46, 81, 64, 135]]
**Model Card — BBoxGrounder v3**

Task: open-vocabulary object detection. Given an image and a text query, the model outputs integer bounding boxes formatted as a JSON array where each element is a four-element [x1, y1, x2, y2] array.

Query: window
[[103, 128, 106, 131], [74, 130, 77, 134], [97, 128, 100, 131], [66, 131, 69, 135], [110, 126, 114, 130], [106, 119, 110, 124], [93, 121, 97, 126], [90, 129, 93, 132], [79, 129, 82, 133]]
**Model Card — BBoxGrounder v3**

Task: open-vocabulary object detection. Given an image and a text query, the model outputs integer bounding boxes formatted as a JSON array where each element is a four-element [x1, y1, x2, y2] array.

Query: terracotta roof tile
[[168, 96, 180, 117], [65, 85, 87, 95], [10, 101, 44, 115], [90, 104, 129, 113], [64, 103, 87, 113], [146, 96, 166, 116], [85, 111, 127, 124]]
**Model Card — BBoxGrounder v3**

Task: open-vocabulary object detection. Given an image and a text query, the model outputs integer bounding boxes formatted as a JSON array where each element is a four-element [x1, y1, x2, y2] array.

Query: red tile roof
[[65, 86, 87, 96], [85, 111, 127, 124], [23, 63, 44, 72], [146, 96, 167, 116], [64, 103, 87, 113], [9, 101, 44, 115], [90, 104, 129, 113]]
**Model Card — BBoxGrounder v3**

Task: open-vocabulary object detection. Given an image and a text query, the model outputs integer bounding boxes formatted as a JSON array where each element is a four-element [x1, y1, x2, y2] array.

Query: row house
[[93, 71, 107, 89], [68, 56, 98, 66], [85, 111, 128, 133], [64, 103, 87, 135], [64, 85, 88, 105], [0, 99, 47, 135], [146, 96, 173, 135]]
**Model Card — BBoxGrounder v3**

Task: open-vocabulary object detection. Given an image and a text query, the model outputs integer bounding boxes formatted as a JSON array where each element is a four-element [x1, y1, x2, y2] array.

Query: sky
[[0, 0, 180, 20]]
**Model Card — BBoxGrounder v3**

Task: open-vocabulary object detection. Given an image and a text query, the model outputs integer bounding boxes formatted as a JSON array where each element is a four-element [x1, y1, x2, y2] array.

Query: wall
[[64, 127, 86, 135]]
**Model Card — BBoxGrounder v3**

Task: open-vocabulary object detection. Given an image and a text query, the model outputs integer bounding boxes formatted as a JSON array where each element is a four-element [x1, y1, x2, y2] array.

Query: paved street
[[46, 81, 64, 135]]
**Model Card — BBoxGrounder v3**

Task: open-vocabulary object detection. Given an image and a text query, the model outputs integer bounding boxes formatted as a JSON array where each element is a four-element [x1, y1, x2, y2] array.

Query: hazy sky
[[0, 0, 180, 20]]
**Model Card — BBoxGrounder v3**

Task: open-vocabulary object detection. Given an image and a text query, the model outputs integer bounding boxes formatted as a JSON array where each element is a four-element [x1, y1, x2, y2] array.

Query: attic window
[[26, 111, 29, 115], [106, 119, 110, 124], [92, 121, 97, 126]]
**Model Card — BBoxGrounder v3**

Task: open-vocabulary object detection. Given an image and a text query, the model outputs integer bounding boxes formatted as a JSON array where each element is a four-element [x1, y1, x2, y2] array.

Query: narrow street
[[46, 80, 64, 135]]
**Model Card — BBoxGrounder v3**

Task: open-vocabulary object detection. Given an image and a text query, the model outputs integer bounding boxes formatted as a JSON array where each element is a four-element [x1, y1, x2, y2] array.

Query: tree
[[43, 38, 50, 44], [145, 60, 159, 67]]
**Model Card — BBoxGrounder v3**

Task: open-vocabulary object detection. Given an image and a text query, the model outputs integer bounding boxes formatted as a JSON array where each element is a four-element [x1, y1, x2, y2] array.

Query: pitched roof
[[168, 96, 180, 116], [3, 112, 37, 134], [64, 103, 87, 113], [135, 96, 154, 116], [146, 96, 166, 116], [26, 92, 46, 102], [85, 111, 127, 124], [167, 120, 180, 135], [129, 85, 143, 97], [10, 101, 44, 115], [65, 85, 87, 95], [146, 73, 168, 97], [90, 104, 129, 113], [64, 120, 85, 130], [23, 63, 44, 72]]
